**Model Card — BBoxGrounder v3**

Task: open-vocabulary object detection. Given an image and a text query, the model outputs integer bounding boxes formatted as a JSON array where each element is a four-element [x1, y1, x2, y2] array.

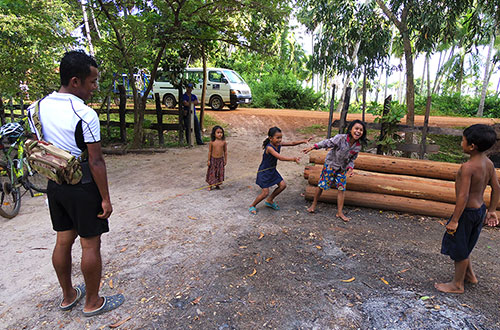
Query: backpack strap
[[29, 100, 44, 140]]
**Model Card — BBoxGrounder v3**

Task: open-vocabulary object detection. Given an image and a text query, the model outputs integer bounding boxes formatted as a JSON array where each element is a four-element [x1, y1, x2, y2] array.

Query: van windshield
[[223, 70, 245, 84]]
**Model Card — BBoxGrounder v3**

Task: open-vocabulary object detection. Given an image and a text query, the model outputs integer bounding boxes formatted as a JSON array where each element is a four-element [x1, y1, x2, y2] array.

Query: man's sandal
[[249, 206, 257, 215], [265, 201, 280, 210], [83, 294, 125, 317], [59, 283, 86, 311]]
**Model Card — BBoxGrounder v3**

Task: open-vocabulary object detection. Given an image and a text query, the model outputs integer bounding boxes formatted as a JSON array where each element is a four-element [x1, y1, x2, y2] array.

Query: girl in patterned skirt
[[206, 126, 227, 190]]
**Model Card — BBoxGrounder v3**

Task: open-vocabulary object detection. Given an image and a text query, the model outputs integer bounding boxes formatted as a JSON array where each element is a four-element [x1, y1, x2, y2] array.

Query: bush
[[415, 93, 500, 118], [247, 72, 323, 110]]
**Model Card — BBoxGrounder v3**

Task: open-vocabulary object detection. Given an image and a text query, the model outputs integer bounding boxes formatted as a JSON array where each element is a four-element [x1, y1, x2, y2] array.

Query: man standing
[[182, 83, 204, 145], [28, 50, 124, 317]]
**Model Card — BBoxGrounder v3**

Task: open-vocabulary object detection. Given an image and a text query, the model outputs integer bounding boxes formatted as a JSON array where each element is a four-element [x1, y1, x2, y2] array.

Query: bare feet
[[306, 206, 315, 213], [434, 282, 464, 293], [336, 212, 350, 222], [216, 185, 222, 190], [465, 272, 478, 284]]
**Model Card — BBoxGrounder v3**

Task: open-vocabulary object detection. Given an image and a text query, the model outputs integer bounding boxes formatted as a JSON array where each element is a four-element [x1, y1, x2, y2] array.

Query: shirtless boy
[[435, 124, 500, 294]]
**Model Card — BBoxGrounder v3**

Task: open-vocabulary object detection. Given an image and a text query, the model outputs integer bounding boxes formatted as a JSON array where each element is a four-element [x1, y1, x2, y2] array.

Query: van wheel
[[209, 95, 224, 110], [229, 104, 238, 110], [163, 94, 176, 108]]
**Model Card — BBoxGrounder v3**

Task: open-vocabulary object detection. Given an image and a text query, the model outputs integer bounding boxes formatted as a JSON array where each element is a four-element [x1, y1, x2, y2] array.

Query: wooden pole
[[118, 85, 127, 143], [9, 97, 14, 122], [327, 84, 336, 139], [106, 95, 111, 138], [362, 66, 367, 122], [20, 97, 24, 117], [338, 86, 351, 134], [154, 93, 164, 146], [178, 86, 184, 145], [200, 45, 207, 131], [419, 52, 432, 159], [377, 95, 392, 154], [0, 96, 4, 125]]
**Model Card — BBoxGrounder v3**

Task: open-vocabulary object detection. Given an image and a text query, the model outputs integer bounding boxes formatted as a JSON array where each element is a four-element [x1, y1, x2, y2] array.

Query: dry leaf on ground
[[109, 316, 132, 328]]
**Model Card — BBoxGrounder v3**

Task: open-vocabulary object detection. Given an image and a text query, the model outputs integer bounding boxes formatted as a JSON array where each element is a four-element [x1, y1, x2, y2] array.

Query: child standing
[[249, 127, 310, 214], [435, 124, 499, 293], [206, 126, 227, 190], [303, 120, 367, 221]]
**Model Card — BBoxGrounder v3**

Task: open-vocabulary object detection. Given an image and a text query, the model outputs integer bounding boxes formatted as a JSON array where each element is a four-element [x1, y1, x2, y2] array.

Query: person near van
[[182, 83, 204, 145], [27, 50, 124, 316]]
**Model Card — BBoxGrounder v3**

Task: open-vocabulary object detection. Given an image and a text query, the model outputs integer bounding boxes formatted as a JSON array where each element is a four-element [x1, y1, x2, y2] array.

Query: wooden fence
[[0, 92, 193, 147]]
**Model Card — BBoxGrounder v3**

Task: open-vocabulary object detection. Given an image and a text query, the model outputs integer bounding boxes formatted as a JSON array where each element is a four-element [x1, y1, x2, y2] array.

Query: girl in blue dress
[[249, 127, 311, 214]]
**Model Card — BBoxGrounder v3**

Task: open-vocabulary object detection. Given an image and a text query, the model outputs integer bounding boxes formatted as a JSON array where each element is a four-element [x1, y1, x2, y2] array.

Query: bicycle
[[0, 120, 48, 219]]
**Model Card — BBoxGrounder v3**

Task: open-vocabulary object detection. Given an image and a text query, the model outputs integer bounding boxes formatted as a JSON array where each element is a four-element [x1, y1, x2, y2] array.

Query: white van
[[152, 68, 252, 110]]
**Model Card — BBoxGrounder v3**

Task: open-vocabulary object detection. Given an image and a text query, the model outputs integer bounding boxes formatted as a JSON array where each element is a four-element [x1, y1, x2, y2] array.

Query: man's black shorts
[[441, 204, 486, 261], [47, 180, 109, 238]]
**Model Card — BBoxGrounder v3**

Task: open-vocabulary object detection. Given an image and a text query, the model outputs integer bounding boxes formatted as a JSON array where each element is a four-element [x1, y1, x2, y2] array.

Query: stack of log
[[304, 150, 500, 219]]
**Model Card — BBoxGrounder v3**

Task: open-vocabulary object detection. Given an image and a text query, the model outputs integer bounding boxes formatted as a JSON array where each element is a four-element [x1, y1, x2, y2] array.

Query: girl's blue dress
[[256, 143, 283, 188]]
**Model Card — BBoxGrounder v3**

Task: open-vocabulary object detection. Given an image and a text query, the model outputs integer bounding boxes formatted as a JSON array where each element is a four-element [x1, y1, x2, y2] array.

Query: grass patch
[[427, 134, 468, 164], [99, 112, 224, 148], [298, 124, 328, 135]]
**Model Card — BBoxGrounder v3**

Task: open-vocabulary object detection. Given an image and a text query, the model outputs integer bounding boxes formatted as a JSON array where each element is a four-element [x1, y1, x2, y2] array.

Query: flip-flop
[[59, 283, 86, 311], [83, 294, 125, 317], [265, 201, 280, 210], [249, 206, 257, 215]]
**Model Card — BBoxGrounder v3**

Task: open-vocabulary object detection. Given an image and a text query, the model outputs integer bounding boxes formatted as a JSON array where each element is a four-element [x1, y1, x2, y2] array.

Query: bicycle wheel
[[0, 161, 21, 219], [25, 170, 48, 193]]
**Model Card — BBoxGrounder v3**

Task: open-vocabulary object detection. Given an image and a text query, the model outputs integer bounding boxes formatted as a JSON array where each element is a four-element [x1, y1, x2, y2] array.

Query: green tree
[[297, 0, 392, 112], [0, 0, 77, 99]]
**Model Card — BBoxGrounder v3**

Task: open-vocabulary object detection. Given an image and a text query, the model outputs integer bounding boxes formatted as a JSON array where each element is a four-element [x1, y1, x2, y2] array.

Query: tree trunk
[[433, 46, 455, 94], [419, 54, 426, 95], [477, 33, 495, 117], [200, 46, 207, 131], [456, 51, 465, 95], [419, 52, 432, 159], [362, 66, 367, 122], [335, 40, 361, 112]]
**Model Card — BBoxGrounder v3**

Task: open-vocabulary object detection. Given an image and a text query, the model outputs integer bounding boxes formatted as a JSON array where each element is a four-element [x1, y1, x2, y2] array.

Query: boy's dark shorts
[[441, 204, 486, 261], [47, 180, 109, 238]]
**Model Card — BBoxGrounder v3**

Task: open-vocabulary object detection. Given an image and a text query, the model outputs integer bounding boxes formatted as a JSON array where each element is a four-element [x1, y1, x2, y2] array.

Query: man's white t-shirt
[[27, 92, 100, 157]]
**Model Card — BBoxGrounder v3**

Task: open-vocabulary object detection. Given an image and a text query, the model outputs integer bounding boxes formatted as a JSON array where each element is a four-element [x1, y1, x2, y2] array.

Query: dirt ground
[[1, 108, 500, 330]]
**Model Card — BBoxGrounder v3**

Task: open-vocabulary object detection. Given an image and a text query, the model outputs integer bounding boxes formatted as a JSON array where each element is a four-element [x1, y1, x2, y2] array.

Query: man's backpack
[[25, 100, 86, 185]]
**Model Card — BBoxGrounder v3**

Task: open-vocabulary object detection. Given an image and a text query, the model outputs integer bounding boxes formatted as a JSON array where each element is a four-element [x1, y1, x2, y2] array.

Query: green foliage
[[298, 0, 392, 79], [428, 134, 468, 164], [247, 72, 322, 109], [0, 0, 78, 98], [414, 94, 500, 117], [367, 101, 406, 154]]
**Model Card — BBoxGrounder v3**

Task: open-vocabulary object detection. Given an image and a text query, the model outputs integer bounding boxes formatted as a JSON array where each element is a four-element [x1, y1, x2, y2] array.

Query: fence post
[[154, 93, 164, 146], [118, 85, 127, 143], [20, 97, 24, 117], [377, 95, 392, 155], [338, 86, 351, 134], [178, 87, 184, 145], [326, 84, 336, 139], [0, 97, 4, 125], [9, 97, 14, 122], [106, 95, 111, 139], [187, 103, 194, 147]]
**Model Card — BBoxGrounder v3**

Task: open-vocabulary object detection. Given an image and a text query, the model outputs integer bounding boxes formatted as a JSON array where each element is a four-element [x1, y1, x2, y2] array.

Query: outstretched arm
[[282, 137, 312, 147], [267, 146, 300, 164], [486, 166, 500, 226]]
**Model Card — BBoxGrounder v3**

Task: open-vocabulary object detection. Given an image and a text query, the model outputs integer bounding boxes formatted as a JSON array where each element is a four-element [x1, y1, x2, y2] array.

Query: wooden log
[[306, 169, 499, 209], [308, 151, 500, 181], [304, 185, 500, 219]]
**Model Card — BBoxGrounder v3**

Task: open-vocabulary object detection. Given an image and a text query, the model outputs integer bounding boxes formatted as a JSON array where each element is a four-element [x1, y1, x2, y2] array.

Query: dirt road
[[1, 108, 499, 329], [206, 107, 500, 129]]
